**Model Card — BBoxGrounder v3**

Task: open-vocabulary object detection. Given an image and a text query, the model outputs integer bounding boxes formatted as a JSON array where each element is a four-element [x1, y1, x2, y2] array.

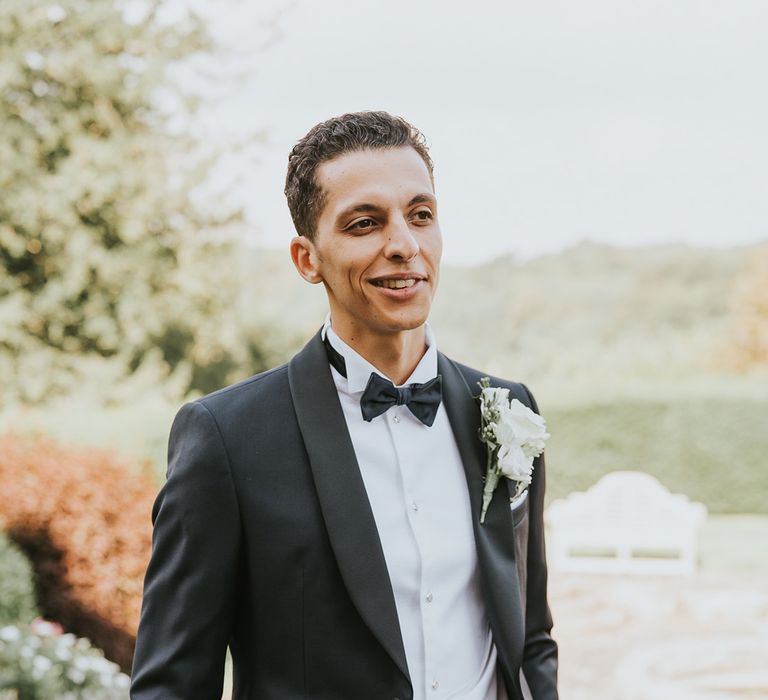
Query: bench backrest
[[545, 471, 707, 575]]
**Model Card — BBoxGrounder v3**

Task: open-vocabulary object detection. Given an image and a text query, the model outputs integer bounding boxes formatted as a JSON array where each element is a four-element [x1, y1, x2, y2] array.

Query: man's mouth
[[372, 278, 418, 289]]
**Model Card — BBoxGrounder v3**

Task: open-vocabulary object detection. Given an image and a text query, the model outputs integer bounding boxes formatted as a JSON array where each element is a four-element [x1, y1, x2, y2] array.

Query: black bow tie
[[324, 335, 443, 427]]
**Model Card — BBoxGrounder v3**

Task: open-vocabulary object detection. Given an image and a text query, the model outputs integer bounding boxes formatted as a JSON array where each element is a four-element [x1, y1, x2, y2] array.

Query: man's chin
[[379, 313, 430, 335]]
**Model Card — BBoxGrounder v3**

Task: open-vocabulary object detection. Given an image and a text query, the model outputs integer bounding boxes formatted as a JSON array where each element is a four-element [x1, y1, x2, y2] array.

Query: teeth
[[377, 279, 417, 289]]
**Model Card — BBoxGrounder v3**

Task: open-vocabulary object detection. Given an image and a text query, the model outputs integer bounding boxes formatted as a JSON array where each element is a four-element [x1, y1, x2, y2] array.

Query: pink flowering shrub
[[0, 433, 156, 671]]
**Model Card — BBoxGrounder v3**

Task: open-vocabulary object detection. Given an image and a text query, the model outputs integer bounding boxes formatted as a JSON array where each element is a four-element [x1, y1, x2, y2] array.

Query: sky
[[176, 0, 768, 265]]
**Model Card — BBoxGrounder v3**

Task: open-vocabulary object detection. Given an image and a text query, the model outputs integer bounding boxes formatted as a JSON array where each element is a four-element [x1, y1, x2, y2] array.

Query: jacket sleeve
[[131, 401, 242, 700], [520, 384, 559, 698]]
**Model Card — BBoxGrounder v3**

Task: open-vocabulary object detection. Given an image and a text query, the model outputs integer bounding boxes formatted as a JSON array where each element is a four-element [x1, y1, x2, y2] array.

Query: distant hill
[[432, 241, 759, 398], [239, 240, 763, 404], [9, 240, 764, 511]]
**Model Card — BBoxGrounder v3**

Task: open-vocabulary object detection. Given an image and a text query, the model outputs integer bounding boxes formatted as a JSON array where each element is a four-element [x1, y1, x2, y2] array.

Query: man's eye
[[412, 209, 433, 222], [347, 218, 376, 231]]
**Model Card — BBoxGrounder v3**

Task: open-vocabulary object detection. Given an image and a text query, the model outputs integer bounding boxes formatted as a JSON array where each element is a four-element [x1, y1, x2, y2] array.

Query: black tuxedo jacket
[[131, 331, 558, 699]]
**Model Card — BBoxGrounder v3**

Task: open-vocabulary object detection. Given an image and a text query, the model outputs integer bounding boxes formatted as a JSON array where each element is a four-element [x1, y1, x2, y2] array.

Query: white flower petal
[[497, 443, 534, 482]]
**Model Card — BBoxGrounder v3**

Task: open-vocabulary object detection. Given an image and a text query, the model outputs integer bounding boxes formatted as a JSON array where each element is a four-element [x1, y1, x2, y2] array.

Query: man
[[131, 111, 558, 699]]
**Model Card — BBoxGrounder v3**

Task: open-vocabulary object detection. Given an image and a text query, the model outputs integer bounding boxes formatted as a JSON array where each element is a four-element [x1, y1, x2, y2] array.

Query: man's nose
[[383, 215, 419, 261]]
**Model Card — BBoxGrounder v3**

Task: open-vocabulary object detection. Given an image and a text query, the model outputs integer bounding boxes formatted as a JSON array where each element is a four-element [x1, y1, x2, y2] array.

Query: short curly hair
[[284, 111, 433, 240]]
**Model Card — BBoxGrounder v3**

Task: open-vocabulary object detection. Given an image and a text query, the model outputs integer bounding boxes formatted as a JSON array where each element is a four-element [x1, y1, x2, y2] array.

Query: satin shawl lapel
[[288, 331, 410, 684], [437, 353, 526, 678]]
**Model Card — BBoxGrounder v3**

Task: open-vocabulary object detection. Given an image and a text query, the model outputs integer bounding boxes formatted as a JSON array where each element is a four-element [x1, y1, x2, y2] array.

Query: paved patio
[[550, 518, 768, 699]]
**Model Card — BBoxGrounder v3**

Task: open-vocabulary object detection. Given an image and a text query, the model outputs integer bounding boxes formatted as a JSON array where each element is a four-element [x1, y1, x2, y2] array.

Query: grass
[[3, 390, 766, 516], [544, 397, 768, 514], [698, 515, 768, 575]]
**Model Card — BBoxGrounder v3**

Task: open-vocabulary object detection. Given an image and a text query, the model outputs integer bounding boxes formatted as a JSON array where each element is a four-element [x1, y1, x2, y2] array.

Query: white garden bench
[[545, 471, 707, 575]]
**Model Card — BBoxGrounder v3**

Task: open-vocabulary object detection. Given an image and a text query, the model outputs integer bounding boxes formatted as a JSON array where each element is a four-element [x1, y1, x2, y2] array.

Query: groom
[[131, 111, 558, 699]]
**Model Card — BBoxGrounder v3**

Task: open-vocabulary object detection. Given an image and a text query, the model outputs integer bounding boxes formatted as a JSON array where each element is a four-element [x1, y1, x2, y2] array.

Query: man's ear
[[290, 235, 323, 284]]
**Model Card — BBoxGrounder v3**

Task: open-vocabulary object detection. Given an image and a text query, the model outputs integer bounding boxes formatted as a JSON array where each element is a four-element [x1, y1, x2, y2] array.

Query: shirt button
[[411, 502, 419, 512], [392, 414, 400, 423], [426, 592, 433, 603], [431, 680, 439, 690]]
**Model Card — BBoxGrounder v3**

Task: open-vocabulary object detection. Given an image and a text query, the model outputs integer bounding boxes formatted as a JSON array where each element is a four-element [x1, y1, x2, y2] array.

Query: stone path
[[550, 571, 768, 699]]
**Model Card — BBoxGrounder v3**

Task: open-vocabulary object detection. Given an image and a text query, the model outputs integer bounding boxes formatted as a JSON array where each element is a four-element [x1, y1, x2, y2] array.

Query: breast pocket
[[510, 489, 530, 610], [510, 489, 529, 525]]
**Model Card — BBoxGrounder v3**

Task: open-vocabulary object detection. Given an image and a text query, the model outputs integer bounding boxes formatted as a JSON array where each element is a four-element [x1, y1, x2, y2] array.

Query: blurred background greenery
[[1, 0, 767, 696], [5, 242, 767, 511]]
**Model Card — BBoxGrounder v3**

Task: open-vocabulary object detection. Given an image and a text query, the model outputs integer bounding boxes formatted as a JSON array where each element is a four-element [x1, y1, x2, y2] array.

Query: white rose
[[494, 399, 548, 454], [522, 435, 548, 458], [497, 443, 534, 483]]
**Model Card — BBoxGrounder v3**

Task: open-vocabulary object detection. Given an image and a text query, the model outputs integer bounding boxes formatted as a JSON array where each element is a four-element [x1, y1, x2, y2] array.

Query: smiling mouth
[[370, 276, 425, 289], [372, 278, 419, 289]]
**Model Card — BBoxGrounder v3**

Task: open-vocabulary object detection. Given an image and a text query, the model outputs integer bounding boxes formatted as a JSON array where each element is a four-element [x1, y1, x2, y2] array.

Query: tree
[[0, 0, 264, 404], [725, 245, 768, 369]]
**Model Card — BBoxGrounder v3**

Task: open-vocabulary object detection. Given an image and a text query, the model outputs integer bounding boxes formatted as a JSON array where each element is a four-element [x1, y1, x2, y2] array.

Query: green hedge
[[0, 533, 38, 627], [543, 398, 768, 514]]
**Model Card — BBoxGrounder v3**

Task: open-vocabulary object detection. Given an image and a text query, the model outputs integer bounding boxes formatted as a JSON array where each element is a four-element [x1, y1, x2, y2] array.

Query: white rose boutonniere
[[477, 377, 550, 524]]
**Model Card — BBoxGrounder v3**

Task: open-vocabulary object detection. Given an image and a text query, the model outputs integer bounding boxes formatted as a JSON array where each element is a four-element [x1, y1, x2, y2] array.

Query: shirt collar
[[321, 314, 438, 395]]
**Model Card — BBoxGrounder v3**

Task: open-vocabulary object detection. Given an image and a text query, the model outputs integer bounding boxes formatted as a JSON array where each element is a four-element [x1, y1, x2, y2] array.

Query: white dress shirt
[[322, 319, 506, 700]]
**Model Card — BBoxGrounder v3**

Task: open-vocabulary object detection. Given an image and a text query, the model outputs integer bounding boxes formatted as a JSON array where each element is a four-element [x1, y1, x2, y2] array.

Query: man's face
[[297, 146, 442, 340]]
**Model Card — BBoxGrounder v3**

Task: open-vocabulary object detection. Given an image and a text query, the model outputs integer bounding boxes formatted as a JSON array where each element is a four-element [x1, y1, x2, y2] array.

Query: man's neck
[[331, 323, 428, 386]]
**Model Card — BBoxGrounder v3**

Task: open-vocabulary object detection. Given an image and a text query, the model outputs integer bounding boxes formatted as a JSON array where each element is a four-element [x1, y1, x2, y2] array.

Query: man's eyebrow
[[335, 194, 437, 224], [336, 203, 382, 221], [408, 193, 436, 206]]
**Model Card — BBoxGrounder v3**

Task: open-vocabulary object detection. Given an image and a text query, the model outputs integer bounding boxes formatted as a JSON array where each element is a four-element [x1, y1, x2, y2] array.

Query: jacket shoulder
[[447, 357, 539, 412], [190, 363, 291, 419]]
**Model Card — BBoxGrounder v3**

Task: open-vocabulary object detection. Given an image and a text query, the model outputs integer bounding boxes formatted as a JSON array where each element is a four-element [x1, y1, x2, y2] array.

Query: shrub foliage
[[0, 533, 38, 627], [0, 433, 156, 672], [724, 246, 768, 369], [0, 619, 130, 699]]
